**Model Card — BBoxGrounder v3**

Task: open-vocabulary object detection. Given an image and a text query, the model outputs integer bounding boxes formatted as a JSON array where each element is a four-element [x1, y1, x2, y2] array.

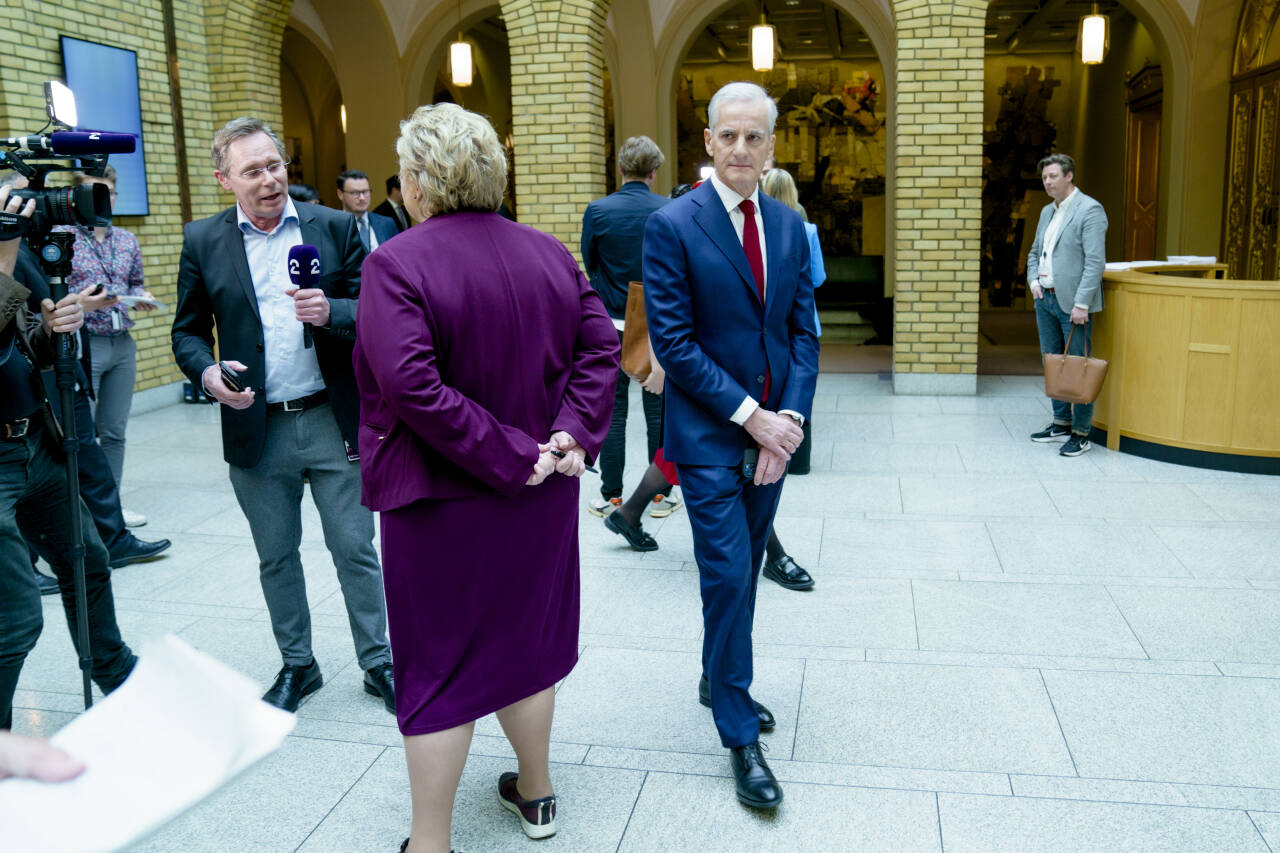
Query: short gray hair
[[1038, 153, 1076, 178], [396, 103, 506, 217], [707, 82, 778, 134], [211, 117, 286, 173], [617, 136, 664, 179]]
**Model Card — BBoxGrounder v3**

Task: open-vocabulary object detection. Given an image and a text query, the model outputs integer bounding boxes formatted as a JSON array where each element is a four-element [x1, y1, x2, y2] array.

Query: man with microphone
[[171, 117, 394, 714]]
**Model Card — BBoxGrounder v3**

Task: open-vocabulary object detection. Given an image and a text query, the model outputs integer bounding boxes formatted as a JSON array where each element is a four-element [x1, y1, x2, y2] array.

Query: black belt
[[1, 416, 36, 440], [266, 389, 328, 413]]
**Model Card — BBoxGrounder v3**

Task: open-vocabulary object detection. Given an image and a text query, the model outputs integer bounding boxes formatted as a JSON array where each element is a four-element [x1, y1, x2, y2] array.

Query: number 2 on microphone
[[287, 258, 322, 277]]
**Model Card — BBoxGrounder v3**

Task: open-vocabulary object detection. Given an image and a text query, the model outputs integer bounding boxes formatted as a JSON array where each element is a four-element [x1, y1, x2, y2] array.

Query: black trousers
[[599, 348, 664, 499], [0, 420, 136, 729]]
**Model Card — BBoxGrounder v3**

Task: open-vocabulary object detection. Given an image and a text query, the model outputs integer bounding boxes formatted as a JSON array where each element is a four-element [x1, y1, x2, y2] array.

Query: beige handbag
[[620, 281, 651, 382], [1043, 326, 1108, 405]]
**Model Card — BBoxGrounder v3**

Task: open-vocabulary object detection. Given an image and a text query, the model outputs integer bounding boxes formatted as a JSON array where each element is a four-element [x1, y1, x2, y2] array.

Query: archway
[[280, 25, 346, 201]]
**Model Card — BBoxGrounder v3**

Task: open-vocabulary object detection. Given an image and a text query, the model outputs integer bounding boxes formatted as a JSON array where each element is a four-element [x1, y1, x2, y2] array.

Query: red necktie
[[739, 199, 769, 402]]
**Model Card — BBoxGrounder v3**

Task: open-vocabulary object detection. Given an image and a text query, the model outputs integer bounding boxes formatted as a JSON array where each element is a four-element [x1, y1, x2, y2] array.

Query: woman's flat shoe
[[604, 512, 658, 551]]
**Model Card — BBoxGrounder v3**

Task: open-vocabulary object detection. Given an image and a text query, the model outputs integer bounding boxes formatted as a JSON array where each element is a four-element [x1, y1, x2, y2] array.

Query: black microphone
[[49, 131, 137, 155], [287, 243, 321, 349]]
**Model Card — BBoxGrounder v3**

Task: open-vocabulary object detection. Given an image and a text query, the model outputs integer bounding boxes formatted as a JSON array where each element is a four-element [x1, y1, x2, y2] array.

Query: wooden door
[[1124, 65, 1162, 261], [1224, 67, 1280, 279]]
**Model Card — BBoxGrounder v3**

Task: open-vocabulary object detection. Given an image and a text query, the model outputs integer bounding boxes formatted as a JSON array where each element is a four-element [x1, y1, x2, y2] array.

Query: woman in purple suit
[[354, 104, 619, 853]]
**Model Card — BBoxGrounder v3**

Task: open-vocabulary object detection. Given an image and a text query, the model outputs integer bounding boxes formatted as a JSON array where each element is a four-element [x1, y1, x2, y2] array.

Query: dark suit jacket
[[354, 211, 619, 511], [363, 210, 399, 249], [580, 181, 669, 319], [373, 199, 409, 233], [171, 203, 366, 468], [642, 180, 820, 466]]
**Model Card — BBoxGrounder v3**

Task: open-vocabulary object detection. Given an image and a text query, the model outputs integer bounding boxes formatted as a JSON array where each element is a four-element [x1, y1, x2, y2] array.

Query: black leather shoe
[[34, 567, 59, 596], [108, 536, 172, 569], [364, 662, 395, 714], [762, 555, 814, 591], [698, 674, 775, 731], [604, 512, 658, 552], [262, 659, 323, 712], [730, 741, 783, 809]]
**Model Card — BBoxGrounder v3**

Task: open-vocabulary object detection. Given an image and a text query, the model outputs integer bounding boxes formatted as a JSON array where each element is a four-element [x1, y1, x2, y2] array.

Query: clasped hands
[[744, 408, 804, 486], [527, 430, 587, 485]]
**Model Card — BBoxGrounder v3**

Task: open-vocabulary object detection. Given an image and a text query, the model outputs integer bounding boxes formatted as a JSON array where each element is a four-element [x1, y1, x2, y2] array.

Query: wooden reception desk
[[1091, 264, 1280, 473]]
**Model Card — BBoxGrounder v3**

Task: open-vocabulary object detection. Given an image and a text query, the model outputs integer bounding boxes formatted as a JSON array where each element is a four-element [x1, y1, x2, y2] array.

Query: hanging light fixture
[[1078, 4, 1110, 65], [451, 0, 473, 87], [340, 104, 347, 134], [750, 8, 775, 73]]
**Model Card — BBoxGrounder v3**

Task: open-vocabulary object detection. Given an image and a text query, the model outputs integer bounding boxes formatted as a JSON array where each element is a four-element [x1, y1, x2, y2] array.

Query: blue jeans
[[1035, 293, 1093, 435]]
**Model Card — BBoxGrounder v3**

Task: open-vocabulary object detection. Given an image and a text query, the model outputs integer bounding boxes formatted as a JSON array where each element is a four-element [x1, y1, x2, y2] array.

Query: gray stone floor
[[12, 373, 1280, 852]]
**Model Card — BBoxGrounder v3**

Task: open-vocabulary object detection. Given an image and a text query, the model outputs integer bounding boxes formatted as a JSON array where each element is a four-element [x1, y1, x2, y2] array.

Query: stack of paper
[[0, 636, 295, 853]]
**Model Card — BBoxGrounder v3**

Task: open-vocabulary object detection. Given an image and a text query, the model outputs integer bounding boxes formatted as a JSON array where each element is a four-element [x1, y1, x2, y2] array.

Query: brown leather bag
[[1043, 326, 1108, 405], [620, 281, 651, 382]]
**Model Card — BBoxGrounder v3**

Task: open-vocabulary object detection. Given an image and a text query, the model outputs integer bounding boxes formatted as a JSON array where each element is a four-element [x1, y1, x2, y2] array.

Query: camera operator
[[0, 182, 138, 730]]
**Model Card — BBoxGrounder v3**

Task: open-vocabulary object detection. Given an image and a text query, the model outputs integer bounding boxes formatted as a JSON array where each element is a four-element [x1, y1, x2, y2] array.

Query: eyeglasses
[[341, 188, 371, 197], [237, 160, 290, 181]]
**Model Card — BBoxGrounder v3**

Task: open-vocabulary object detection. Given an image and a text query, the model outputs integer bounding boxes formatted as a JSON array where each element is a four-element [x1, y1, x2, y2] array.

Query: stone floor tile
[[1189, 483, 1280, 522], [867, 648, 1219, 676], [830, 441, 966, 474], [793, 660, 1075, 775], [618, 771, 942, 853], [1043, 480, 1220, 522], [938, 793, 1268, 853], [1011, 773, 1280, 812], [893, 414, 1018, 444], [1153, 525, 1280, 579], [1107, 586, 1280, 662], [9, 707, 79, 740], [116, 484, 242, 534], [956, 444, 1106, 479], [819, 518, 1000, 572], [816, 373, 894, 395], [835, 394, 942, 413], [578, 565, 704, 639], [752, 576, 917, 649], [148, 542, 341, 611], [900, 476, 1059, 518], [131, 736, 384, 853], [776, 473, 902, 516], [938, 395, 1052, 415], [987, 521, 1189, 577], [1247, 811, 1280, 851], [810, 412, 895, 441], [551, 647, 803, 757], [1042, 668, 1280, 788], [913, 580, 1148, 658]]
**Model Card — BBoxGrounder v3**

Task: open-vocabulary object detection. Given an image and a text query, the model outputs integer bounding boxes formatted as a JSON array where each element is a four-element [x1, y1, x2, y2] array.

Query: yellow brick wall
[[502, 0, 609, 264], [891, 0, 985, 379]]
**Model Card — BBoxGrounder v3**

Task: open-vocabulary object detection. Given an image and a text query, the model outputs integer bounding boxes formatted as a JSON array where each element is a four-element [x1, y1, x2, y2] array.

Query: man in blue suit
[[337, 170, 398, 252], [643, 82, 820, 810]]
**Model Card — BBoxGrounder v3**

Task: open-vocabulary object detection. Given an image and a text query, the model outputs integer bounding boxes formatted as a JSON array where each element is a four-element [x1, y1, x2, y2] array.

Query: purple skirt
[[381, 474, 581, 735]]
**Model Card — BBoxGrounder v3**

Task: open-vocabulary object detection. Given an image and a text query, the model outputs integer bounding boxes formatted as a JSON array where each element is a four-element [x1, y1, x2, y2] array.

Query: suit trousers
[[677, 463, 784, 749], [87, 331, 136, 488], [1, 423, 136, 729], [228, 402, 391, 670]]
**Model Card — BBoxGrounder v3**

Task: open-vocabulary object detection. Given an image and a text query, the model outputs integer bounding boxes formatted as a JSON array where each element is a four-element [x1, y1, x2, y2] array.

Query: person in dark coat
[[354, 103, 618, 853]]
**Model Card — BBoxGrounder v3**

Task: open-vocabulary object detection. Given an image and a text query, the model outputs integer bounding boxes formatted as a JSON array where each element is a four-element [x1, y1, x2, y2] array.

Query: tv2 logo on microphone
[[288, 256, 321, 279]]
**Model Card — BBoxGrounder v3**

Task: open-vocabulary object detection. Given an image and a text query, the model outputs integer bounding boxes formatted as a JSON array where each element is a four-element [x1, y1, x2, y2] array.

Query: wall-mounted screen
[[60, 36, 149, 217]]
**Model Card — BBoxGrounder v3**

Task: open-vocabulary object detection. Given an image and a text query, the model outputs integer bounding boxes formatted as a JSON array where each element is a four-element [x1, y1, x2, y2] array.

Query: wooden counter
[[1091, 264, 1280, 472]]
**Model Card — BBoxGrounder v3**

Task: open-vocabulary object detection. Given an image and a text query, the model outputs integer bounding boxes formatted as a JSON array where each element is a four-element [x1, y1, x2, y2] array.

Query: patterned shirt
[[54, 224, 145, 336]]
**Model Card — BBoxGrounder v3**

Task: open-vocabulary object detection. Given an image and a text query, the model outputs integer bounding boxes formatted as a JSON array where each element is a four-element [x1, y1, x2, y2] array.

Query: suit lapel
[[760, 195, 783, 315], [220, 209, 261, 323], [691, 183, 760, 302]]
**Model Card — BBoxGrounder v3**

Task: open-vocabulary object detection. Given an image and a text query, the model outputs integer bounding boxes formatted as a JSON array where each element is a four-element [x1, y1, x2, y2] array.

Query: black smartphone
[[741, 446, 759, 480], [218, 361, 244, 393]]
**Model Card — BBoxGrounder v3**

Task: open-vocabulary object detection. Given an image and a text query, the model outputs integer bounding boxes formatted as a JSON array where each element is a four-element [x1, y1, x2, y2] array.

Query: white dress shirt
[[706, 173, 803, 428], [1037, 187, 1088, 310], [236, 199, 325, 403]]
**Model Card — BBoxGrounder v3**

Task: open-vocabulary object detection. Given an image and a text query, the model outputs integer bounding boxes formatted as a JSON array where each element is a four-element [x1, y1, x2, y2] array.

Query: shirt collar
[[237, 197, 299, 236], [709, 172, 761, 215], [1053, 187, 1077, 211]]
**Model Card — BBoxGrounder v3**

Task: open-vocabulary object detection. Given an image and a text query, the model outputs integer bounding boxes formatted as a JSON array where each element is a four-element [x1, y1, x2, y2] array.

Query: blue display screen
[[60, 36, 149, 217]]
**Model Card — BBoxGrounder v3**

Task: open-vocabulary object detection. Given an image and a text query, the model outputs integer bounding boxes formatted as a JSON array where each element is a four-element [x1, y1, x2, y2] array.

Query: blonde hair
[[73, 165, 117, 186], [396, 103, 506, 216], [760, 168, 806, 222]]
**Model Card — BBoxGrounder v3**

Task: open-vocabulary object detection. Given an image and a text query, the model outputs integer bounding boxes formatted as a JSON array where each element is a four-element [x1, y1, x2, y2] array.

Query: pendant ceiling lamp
[[451, 0, 473, 86], [751, 9, 775, 72], [1078, 4, 1110, 65]]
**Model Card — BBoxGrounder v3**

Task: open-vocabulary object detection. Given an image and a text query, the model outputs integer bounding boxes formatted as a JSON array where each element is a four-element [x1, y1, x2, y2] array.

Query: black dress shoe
[[108, 536, 172, 569], [34, 567, 60, 596], [604, 512, 658, 552], [762, 554, 814, 591], [364, 661, 395, 714], [262, 659, 323, 712], [730, 741, 783, 809], [698, 674, 775, 730]]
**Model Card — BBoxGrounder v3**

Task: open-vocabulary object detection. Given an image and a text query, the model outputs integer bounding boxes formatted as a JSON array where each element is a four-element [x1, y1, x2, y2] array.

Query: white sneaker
[[649, 492, 683, 518], [587, 497, 621, 517], [122, 508, 147, 528]]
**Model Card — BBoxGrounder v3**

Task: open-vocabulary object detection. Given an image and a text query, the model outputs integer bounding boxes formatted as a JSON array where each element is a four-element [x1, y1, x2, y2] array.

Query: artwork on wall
[[285, 137, 304, 185]]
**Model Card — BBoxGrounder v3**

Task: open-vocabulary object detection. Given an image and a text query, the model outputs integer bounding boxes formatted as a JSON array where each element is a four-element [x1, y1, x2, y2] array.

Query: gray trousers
[[87, 331, 136, 488], [228, 402, 391, 670]]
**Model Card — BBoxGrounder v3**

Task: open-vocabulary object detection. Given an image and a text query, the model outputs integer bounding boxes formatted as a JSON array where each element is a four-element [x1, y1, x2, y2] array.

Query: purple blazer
[[354, 211, 619, 512]]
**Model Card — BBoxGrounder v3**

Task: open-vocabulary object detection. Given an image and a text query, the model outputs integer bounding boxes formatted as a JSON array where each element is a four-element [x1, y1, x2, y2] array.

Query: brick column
[[891, 0, 985, 394], [502, 0, 609, 263]]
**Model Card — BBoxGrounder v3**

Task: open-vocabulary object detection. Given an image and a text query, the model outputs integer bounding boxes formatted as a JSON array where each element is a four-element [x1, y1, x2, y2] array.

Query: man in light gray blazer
[[1026, 153, 1108, 457]]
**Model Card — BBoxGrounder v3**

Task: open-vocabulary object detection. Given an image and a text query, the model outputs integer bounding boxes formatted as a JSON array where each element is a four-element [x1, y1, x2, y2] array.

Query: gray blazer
[[1026, 190, 1108, 314]]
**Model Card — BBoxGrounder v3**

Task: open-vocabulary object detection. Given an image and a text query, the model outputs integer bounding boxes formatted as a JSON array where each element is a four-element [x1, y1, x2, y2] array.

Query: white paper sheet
[[0, 636, 295, 853], [114, 295, 166, 310]]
